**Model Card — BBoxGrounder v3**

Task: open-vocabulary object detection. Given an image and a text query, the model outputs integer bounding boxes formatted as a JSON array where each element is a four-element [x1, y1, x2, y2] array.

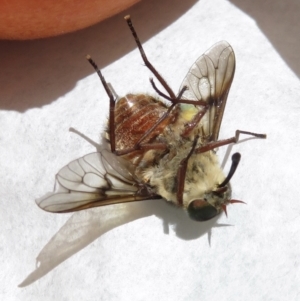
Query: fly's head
[[187, 153, 245, 221], [188, 185, 231, 221]]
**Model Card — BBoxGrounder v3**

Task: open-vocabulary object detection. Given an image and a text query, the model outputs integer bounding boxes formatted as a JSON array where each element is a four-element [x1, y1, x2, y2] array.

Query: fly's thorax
[[147, 149, 226, 206], [178, 104, 210, 140], [179, 104, 199, 122], [182, 151, 226, 207]]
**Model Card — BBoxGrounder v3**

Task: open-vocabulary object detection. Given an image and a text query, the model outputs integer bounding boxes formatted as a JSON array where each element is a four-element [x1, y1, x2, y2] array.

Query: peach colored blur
[[0, 0, 139, 40]]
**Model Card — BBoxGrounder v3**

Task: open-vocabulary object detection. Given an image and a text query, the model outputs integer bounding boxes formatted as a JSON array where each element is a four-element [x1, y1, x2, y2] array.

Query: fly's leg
[[88, 16, 210, 156], [195, 130, 267, 154], [125, 16, 210, 150], [115, 143, 169, 156], [87, 55, 170, 155], [149, 78, 207, 106], [128, 85, 205, 154], [87, 17, 179, 155], [86, 55, 118, 153], [176, 136, 199, 206], [149, 78, 210, 138], [87, 54, 205, 156], [125, 15, 176, 99], [126, 16, 208, 107]]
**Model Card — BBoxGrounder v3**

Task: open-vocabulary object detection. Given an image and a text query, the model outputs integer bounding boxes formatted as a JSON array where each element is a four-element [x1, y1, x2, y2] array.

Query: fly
[[36, 15, 266, 221]]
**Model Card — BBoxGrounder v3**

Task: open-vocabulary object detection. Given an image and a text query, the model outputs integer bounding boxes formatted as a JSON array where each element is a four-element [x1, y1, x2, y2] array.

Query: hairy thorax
[[114, 98, 227, 209]]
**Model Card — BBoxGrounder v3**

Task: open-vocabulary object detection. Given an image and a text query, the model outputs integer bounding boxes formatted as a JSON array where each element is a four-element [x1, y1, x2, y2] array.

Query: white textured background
[[1, 0, 300, 300]]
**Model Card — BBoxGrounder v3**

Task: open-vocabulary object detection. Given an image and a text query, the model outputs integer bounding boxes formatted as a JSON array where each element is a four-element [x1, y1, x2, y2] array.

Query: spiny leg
[[125, 14, 205, 107], [87, 54, 170, 156], [86, 55, 117, 153], [131, 85, 207, 150], [150, 78, 210, 138], [132, 84, 196, 149], [124, 15, 210, 152], [176, 136, 199, 205], [149, 78, 207, 106], [195, 130, 267, 154], [124, 15, 176, 99]]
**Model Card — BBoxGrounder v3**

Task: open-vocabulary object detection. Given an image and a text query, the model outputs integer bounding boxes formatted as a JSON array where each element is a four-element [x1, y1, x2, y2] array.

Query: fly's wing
[[36, 150, 158, 213], [179, 41, 235, 142]]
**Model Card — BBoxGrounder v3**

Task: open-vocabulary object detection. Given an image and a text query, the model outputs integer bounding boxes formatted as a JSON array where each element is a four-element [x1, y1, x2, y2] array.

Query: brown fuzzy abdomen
[[114, 94, 171, 150]]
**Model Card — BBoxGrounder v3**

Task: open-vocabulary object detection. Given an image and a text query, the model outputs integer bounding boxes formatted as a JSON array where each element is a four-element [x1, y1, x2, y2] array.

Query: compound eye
[[187, 200, 218, 221]]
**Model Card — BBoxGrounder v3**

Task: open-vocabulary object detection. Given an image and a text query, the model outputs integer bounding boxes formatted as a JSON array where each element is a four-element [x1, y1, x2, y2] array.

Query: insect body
[[36, 16, 266, 221]]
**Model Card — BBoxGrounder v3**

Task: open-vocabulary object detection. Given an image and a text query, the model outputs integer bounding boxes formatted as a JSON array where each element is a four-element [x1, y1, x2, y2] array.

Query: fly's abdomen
[[114, 94, 171, 150]]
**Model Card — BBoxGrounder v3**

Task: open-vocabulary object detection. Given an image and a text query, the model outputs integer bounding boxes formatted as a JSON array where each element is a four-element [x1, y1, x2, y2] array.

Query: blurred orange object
[[0, 0, 139, 40]]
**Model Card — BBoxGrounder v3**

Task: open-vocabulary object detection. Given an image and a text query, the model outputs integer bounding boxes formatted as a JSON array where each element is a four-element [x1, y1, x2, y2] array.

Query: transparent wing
[[36, 150, 158, 213], [179, 41, 235, 141]]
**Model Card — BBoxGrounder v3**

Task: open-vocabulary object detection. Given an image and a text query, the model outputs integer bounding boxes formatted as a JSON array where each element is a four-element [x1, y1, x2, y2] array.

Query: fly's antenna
[[218, 152, 241, 188]]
